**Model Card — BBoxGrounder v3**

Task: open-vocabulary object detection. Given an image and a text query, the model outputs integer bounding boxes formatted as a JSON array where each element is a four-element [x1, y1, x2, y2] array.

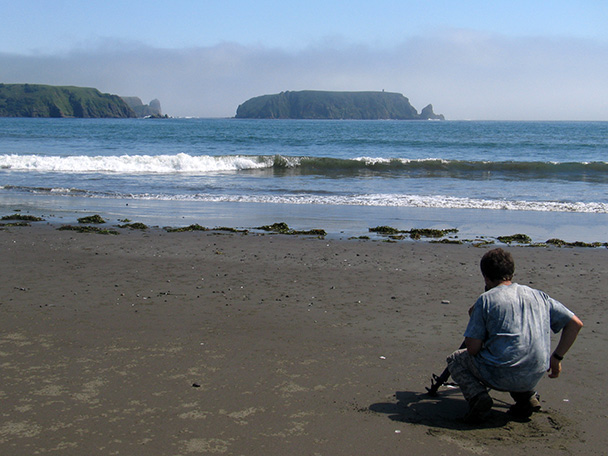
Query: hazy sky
[[1, 1, 607, 120]]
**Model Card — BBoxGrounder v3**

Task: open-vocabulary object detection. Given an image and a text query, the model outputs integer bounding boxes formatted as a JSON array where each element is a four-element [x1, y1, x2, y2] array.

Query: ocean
[[1, 117, 607, 243]]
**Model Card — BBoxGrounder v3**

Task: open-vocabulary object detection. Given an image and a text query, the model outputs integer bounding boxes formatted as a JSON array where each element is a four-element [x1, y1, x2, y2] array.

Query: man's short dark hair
[[480, 248, 515, 282]]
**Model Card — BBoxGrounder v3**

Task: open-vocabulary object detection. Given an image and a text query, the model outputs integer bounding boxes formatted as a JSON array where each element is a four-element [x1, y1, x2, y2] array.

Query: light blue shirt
[[464, 283, 574, 392]]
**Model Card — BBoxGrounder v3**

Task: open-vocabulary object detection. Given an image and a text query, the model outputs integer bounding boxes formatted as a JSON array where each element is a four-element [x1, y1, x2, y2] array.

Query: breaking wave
[[1, 153, 607, 182]]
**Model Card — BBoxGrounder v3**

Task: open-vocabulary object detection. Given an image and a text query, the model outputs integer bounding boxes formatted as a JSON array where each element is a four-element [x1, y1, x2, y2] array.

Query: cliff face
[[235, 91, 444, 120], [0, 84, 136, 118], [121, 97, 163, 118]]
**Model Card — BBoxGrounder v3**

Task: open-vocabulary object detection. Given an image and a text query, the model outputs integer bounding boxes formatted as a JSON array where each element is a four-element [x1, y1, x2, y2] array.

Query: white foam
[[354, 157, 445, 165], [0, 153, 273, 174], [115, 192, 608, 214]]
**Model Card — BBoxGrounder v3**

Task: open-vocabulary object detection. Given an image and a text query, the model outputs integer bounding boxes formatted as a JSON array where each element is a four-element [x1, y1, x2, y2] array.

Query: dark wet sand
[[1, 224, 605, 455]]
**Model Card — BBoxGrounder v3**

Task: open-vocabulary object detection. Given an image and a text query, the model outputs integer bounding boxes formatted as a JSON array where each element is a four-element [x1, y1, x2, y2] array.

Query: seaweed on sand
[[0, 222, 31, 227], [58, 225, 119, 235], [118, 222, 149, 230], [430, 238, 464, 245], [257, 222, 291, 233], [497, 234, 532, 244], [164, 224, 209, 232], [369, 226, 404, 235], [546, 238, 606, 248], [369, 225, 459, 240], [408, 228, 458, 240], [1, 214, 44, 222], [213, 227, 249, 234], [257, 222, 326, 236], [77, 215, 106, 224]]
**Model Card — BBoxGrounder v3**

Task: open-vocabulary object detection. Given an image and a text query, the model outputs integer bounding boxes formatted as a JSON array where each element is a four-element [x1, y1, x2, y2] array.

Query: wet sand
[[1, 223, 606, 455]]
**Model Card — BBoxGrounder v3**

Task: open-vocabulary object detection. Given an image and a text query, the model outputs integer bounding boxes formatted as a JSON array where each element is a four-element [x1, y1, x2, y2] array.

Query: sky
[[1, 0, 607, 120]]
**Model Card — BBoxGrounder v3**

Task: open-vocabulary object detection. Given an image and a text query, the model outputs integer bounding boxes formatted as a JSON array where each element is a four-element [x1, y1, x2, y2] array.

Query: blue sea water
[[1, 118, 607, 242]]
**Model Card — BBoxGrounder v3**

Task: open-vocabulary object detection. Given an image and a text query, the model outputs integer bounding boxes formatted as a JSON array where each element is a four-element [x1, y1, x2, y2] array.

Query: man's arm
[[465, 337, 483, 356], [465, 300, 484, 356], [548, 315, 584, 378]]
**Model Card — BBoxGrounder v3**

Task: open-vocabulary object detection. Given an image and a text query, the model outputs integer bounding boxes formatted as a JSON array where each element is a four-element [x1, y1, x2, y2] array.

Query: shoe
[[464, 392, 493, 423], [509, 393, 541, 418]]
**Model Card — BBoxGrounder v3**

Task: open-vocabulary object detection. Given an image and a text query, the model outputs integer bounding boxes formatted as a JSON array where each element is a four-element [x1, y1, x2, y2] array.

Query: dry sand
[[1, 223, 606, 455]]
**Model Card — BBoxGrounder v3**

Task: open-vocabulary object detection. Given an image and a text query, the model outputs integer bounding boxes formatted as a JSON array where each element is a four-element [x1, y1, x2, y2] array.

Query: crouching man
[[447, 248, 583, 422]]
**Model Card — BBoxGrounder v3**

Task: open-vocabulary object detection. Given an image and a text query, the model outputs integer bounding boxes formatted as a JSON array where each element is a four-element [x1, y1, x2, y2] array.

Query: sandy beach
[[1, 222, 606, 455]]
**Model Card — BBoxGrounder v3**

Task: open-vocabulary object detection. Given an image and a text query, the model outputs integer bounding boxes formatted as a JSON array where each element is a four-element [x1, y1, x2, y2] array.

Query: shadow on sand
[[369, 389, 528, 431]]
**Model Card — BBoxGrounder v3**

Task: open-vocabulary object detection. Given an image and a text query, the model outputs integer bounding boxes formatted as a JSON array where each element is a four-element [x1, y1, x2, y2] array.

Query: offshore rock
[[419, 104, 445, 120]]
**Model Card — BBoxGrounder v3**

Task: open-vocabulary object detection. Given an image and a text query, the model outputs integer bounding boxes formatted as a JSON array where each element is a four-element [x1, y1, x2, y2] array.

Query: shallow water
[[1, 118, 607, 242]]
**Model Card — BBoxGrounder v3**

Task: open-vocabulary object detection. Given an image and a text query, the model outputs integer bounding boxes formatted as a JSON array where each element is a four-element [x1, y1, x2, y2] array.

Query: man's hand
[[548, 356, 561, 378], [548, 315, 583, 379]]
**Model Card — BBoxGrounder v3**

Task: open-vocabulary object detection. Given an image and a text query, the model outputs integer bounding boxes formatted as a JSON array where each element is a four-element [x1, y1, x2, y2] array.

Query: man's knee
[[447, 348, 468, 366]]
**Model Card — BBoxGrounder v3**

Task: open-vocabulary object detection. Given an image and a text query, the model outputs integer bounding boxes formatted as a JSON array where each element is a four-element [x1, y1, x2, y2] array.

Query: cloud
[[1, 31, 607, 120]]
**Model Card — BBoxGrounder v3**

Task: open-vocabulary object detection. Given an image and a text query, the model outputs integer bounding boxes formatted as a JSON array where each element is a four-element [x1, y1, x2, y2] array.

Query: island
[[235, 90, 444, 120], [0, 84, 166, 118]]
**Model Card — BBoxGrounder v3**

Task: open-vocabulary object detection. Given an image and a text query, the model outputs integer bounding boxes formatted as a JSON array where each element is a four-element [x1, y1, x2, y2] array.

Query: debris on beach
[[470, 239, 495, 247]]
